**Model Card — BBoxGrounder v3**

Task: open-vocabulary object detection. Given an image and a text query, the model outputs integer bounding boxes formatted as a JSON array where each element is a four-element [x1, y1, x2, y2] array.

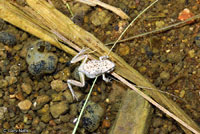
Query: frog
[[67, 48, 115, 100]]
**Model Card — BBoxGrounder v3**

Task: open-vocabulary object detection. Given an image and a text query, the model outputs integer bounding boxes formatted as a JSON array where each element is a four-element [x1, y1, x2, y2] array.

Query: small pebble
[[15, 92, 25, 101], [59, 114, 71, 123], [155, 21, 165, 29], [63, 90, 83, 103], [179, 90, 185, 98], [195, 33, 200, 47], [167, 52, 184, 63], [5, 76, 17, 85], [0, 31, 17, 46], [18, 99, 32, 111], [51, 92, 63, 102], [188, 49, 195, 58], [41, 113, 51, 123], [0, 90, 3, 98], [50, 101, 69, 118], [49, 120, 56, 126], [37, 104, 49, 115], [0, 79, 8, 88], [178, 8, 194, 24], [118, 43, 130, 56], [160, 71, 170, 80], [3, 122, 10, 129], [90, 10, 111, 26], [102, 119, 111, 128], [35, 95, 51, 109], [51, 80, 67, 92], [152, 118, 163, 127], [138, 66, 147, 73], [9, 64, 21, 76], [21, 83, 32, 95], [69, 104, 78, 116], [0, 106, 7, 119]]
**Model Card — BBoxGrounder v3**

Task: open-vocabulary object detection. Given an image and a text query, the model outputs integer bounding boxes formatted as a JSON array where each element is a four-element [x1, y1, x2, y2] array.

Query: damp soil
[[0, 0, 200, 134]]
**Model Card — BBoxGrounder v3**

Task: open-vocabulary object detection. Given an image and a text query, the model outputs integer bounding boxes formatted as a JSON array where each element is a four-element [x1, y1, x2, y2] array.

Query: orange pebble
[[178, 8, 194, 24], [49, 120, 56, 126], [102, 119, 111, 128], [92, 91, 98, 96]]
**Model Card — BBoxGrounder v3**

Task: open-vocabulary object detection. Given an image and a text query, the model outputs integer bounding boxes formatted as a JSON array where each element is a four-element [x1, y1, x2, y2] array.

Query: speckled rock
[[18, 99, 32, 111], [78, 100, 104, 132], [50, 101, 69, 118], [26, 40, 58, 75], [0, 107, 7, 119], [0, 31, 17, 46]]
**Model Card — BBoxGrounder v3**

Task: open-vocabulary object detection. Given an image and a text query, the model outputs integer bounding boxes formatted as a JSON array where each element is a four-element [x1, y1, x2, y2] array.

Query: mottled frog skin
[[79, 58, 115, 78], [67, 49, 115, 100]]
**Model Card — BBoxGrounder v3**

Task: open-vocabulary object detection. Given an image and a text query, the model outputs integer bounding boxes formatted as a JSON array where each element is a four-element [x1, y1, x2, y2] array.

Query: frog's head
[[105, 60, 115, 73]]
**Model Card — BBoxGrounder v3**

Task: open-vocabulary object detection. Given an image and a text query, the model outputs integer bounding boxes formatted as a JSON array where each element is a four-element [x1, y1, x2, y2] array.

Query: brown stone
[[18, 99, 32, 110]]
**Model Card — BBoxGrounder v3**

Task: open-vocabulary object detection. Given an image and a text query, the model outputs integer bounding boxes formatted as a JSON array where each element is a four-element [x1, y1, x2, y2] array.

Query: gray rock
[[195, 33, 200, 47], [0, 31, 17, 46], [78, 100, 104, 132], [26, 40, 58, 75]]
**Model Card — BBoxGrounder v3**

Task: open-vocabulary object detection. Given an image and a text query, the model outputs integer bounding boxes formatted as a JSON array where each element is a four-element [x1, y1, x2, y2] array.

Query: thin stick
[[112, 72, 199, 134], [76, 0, 129, 19], [72, 77, 98, 134], [136, 85, 183, 100], [62, 0, 74, 17], [107, 0, 159, 56], [105, 14, 200, 45]]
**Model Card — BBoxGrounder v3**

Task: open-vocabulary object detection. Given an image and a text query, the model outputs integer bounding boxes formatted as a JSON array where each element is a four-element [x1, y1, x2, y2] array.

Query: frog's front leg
[[102, 74, 111, 82], [70, 48, 88, 64], [67, 72, 85, 101]]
